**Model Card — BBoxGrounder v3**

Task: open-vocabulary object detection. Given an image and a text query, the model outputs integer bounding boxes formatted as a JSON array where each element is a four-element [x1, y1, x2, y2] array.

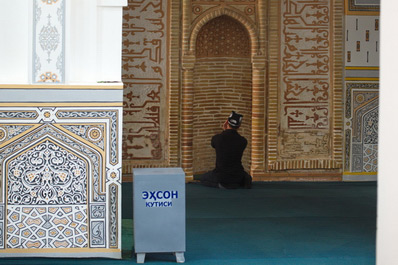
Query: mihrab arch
[[181, 7, 266, 177]]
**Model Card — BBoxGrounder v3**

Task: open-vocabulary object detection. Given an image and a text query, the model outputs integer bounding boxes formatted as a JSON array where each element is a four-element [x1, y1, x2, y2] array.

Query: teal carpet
[[1, 182, 376, 264]]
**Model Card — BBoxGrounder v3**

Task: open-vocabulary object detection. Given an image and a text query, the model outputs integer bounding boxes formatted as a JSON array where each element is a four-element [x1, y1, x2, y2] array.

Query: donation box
[[133, 168, 186, 263]]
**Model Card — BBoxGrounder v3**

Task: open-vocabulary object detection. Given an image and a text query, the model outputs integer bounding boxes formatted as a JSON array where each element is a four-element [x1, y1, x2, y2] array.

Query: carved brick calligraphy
[[279, 131, 330, 159], [279, 0, 332, 160], [122, 0, 167, 164]]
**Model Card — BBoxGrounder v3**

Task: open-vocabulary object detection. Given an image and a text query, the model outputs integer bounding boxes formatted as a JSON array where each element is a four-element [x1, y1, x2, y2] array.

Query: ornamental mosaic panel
[[0, 125, 35, 144], [347, 0, 380, 13], [0, 125, 105, 203], [362, 108, 378, 145], [60, 125, 105, 150], [33, 0, 65, 83], [352, 95, 378, 143], [122, 0, 168, 164], [0, 106, 121, 252], [344, 82, 379, 172], [276, 0, 335, 163], [56, 110, 119, 166], [0, 111, 38, 120], [7, 138, 88, 205], [191, 0, 257, 24]]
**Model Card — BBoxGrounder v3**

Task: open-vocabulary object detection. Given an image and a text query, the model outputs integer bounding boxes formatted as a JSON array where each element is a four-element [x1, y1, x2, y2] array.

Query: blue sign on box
[[142, 190, 179, 207]]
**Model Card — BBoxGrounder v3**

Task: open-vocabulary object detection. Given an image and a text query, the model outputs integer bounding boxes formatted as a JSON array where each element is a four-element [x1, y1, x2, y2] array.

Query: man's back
[[200, 111, 251, 189], [211, 129, 247, 185]]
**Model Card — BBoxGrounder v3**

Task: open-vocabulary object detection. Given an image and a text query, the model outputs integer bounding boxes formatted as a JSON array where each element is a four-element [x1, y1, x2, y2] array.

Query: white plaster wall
[[0, 0, 30, 83], [97, 0, 125, 82], [67, 0, 126, 84], [377, 1, 398, 264], [0, 0, 127, 85], [66, 0, 98, 83]]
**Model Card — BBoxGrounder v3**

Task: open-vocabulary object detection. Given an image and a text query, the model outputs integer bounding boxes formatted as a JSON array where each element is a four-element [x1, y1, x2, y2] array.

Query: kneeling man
[[200, 111, 252, 189]]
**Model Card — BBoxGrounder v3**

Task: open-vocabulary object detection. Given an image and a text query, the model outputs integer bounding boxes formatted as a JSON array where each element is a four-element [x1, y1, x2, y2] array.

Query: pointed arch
[[181, 6, 266, 178], [188, 7, 259, 57]]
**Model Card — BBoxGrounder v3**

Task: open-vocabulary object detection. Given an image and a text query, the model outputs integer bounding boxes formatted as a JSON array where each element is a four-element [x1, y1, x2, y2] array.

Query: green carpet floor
[[1, 182, 376, 264]]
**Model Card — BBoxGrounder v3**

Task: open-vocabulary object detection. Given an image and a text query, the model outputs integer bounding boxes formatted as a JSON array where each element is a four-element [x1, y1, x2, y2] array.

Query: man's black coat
[[211, 129, 247, 186]]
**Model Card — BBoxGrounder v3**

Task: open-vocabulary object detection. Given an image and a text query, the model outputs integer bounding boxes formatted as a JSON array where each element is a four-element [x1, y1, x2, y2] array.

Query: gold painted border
[[345, 77, 379, 81], [0, 124, 41, 148], [343, 172, 377, 175], [56, 109, 120, 167], [345, 66, 379, 70], [0, 84, 123, 90]]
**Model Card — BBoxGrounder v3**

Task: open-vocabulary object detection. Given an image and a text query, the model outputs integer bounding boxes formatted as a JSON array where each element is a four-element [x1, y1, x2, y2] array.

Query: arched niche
[[181, 7, 265, 178], [192, 15, 252, 175]]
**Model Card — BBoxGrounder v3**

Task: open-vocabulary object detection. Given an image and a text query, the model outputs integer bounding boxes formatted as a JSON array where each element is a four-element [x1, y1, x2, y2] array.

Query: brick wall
[[193, 57, 252, 174]]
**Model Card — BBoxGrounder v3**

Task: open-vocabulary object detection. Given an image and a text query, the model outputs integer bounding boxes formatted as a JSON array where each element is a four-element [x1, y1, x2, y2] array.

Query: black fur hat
[[227, 111, 243, 128]]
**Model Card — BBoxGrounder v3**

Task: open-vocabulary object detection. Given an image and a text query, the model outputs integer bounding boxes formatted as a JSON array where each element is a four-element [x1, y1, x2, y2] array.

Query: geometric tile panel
[[344, 82, 379, 173], [7, 206, 88, 249]]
